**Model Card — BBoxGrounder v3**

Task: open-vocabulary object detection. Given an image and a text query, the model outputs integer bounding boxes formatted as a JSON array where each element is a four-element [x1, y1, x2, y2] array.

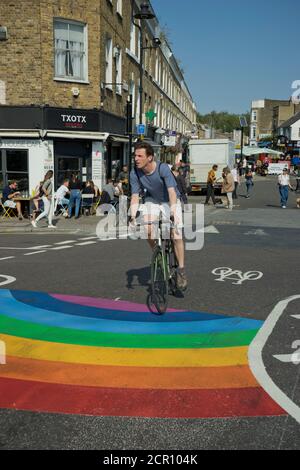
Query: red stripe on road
[[0, 377, 286, 419]]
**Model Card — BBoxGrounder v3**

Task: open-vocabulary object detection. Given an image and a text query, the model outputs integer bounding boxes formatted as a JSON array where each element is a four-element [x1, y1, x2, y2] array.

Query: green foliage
[[197, 111, 250, 136]]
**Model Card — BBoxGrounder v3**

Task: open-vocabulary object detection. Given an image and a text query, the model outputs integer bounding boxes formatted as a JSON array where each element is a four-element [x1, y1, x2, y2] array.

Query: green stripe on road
[[0, 315, 258, 349]]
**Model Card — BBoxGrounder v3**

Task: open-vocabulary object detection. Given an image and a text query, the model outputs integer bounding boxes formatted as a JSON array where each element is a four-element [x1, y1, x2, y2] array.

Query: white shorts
[[4, 200, 16, 209], [140, 198, 183, 240]]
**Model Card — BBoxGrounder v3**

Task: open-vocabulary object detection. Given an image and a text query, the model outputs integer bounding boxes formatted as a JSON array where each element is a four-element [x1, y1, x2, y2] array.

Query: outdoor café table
[[13, 196, 34, 219]]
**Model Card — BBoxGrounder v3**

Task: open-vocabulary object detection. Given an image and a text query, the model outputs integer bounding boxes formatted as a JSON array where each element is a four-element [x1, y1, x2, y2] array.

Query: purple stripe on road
[[51, 294, 185, 313]]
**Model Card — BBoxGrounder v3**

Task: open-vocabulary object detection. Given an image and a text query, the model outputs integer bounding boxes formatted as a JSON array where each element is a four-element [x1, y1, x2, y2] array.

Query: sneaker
[[282, 206, 286, 209], [176, 268, 188, 291], [48, 224, 56, 228], [31, 221, 37, 228]]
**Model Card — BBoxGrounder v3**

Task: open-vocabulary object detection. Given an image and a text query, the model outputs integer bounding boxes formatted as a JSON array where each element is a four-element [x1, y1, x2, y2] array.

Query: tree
[[197, 111, 250, 136]]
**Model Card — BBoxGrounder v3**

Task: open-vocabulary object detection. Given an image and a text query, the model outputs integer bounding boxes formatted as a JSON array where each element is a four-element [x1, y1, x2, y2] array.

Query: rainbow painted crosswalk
[[0, 290, 285, 418]]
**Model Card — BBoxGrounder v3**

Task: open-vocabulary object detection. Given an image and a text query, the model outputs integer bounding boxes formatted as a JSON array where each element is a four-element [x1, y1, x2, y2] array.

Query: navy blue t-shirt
[[130, 162, 180, 203], [2, 186, 14, 202]]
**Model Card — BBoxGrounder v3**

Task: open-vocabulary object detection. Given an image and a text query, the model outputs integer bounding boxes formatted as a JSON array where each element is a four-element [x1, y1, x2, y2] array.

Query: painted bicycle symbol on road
[[212, 267, 263, 285]]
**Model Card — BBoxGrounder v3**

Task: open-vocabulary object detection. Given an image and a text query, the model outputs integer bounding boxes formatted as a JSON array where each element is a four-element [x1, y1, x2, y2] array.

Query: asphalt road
[[0, 180, 300, 450], [0, 220, 299, 449]]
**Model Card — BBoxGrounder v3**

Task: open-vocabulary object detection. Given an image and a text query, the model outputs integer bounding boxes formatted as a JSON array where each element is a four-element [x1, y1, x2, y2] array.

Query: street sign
[[137, 124, 146, 135], [239, 116, 248, 128], [145, 109, 157, 122]]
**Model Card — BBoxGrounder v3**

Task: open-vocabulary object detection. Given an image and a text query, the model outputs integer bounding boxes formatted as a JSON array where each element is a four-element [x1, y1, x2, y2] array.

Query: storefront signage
[[45, 108, 99, 132], [268, 162, 290, 175]]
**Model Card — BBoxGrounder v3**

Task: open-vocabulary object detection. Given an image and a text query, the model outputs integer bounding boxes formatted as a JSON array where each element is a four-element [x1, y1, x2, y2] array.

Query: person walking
[[278, 168, 293, 209], [68, 173, 82, 219], [31, 170, 55, 228], [231, 165, 240, 199], [205, 165, 218, 205], [221, 167, 235, 210], [245, 167, 254, 198]]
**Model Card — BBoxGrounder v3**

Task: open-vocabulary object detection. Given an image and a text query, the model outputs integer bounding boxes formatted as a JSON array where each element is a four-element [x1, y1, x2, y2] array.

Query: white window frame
[[115, 48, 122, 96], [105, 37, 113, 90], [54, 19, 88, 83], [116, 0, 123, 16]]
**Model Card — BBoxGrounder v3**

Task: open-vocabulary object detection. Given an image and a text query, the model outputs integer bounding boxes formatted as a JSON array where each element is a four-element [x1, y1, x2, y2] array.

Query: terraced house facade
[[0, 0, 197, 193]]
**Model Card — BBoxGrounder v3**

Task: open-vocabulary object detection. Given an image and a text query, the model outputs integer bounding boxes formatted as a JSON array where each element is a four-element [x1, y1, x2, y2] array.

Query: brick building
[[0, 0, 197, 193]]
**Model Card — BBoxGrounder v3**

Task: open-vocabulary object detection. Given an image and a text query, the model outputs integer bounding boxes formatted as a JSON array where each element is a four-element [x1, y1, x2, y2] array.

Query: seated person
[[55, 179, 70, 216], [2, 181, 23, 220], [102, 179, 116, 203], [82, 180, 95, 215]]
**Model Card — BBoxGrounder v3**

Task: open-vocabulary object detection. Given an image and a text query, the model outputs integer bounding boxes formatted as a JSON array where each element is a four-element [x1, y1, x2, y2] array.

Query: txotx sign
[[45, 107, 99, 132]]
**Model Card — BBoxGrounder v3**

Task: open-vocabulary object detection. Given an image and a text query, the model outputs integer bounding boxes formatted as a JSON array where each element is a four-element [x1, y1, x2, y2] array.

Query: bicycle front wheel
[[151, 246, 169, 314]]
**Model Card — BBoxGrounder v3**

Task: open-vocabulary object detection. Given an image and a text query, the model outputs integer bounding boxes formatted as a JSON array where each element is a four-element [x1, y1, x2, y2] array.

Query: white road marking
[[292, 315, 300, 319], [51, 246, 73, 250], [28, 245, 52, 249], [0, 275, 16, 286], [248, 295, 300, 424], [75, 241, 97, 246], [54, 240, 76, 245], [196, 225, 220, 234], [0, 257, 15, 261], [24, 251, 47, 256], [78, 237, 98, 241], [245, 229, 269, 237]]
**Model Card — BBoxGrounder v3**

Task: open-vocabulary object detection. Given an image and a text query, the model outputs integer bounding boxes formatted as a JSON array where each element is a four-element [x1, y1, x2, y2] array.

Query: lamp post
[[133, 2, 156, 133]]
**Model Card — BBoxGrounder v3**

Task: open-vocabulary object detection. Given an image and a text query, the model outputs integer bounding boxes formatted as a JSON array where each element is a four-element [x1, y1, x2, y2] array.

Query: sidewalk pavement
[[0, 215, 102, 235]]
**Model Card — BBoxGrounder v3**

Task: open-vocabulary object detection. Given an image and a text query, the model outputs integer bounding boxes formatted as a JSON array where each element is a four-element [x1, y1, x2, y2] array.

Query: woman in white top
[[278, 168, 293, 209], [32, 171, 56, 228]]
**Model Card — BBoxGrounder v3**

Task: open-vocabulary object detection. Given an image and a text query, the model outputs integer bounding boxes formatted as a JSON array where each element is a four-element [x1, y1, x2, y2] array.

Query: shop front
[[0, 105, 129, 191]]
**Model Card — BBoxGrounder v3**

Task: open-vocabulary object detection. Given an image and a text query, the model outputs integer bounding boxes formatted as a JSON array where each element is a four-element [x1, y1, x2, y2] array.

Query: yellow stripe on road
[[1, 334, 249, 368]]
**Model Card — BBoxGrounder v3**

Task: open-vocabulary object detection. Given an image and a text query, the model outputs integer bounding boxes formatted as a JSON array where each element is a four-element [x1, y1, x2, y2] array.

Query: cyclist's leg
[[143, 199, 160, 249], [161, 201, 184, 268]]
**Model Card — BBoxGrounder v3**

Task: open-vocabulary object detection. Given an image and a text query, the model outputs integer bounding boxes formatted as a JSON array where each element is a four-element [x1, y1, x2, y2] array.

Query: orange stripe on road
[[1, 356, 260, 390]]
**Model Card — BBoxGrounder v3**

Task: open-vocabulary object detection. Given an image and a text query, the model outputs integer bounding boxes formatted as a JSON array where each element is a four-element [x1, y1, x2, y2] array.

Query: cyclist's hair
[[135, 142, 154, 157]]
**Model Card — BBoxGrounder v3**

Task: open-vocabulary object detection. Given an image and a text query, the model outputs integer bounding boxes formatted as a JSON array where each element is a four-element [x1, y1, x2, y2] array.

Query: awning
[[0, 129, 41, 138], [45, 131, 109, 141], [109, 135, 129, 143]]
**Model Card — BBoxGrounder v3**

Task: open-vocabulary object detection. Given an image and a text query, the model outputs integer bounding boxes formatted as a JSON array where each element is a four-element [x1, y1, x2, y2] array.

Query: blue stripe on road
[[0, 290, 263, 335], [10, 290, 231, 323]]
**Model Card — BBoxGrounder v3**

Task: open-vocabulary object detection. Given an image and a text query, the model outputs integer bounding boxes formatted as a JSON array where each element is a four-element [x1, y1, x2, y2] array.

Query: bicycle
[[135, 218, 179, 314]]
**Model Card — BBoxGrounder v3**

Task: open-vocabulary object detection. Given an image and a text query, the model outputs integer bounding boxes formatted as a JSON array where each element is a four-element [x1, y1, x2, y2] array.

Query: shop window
[[0, 149, 29, 191], [54, 19, 87, 82], [6, 150, 28, 191]]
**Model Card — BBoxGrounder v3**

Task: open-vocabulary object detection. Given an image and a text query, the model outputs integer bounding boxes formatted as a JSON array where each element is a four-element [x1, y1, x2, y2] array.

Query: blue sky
[[151, 0, 300, 114]]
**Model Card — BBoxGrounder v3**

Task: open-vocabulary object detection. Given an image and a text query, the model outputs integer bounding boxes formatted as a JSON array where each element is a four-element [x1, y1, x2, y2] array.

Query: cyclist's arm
[[168, 187, 178, 218], [130, 194, 140, 221]]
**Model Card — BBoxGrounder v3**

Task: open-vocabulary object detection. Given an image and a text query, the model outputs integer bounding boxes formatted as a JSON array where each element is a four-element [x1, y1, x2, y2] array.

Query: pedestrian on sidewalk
[[205, 165, 218, 206], [68, 173, 82, 219], [31, 171, 55, 228], [278, 168, 294, 209], [221, 167, 234, 210], [231, 164, 240, 199], [245, 167, 254, 198]]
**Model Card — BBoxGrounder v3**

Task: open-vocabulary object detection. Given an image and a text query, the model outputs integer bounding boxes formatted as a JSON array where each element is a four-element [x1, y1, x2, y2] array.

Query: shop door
[[55, 156, 84, 188]]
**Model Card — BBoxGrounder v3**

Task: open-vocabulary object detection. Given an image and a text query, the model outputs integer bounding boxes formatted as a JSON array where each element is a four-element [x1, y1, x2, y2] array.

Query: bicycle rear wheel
[[151, 246, 168, 314]]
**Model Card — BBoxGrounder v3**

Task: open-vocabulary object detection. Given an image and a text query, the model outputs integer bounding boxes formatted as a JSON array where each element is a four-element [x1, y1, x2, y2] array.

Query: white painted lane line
[[51, 246, 73, 250], [248, 295, 300, 424], [78, 237, 98, 241], [28, 245, 52, 249], [24, 251, 47, 256], [0, 256, 15, 261], [196, 225, 220, 234], [75, 242, 97, 246], [54, 240, 77, 245]]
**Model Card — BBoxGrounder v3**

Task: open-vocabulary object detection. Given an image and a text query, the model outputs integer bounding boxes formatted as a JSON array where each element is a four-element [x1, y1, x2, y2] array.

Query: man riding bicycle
[[129, 142, 187, 291]]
